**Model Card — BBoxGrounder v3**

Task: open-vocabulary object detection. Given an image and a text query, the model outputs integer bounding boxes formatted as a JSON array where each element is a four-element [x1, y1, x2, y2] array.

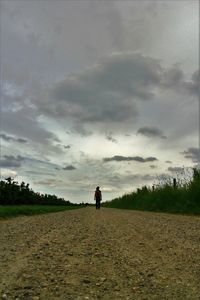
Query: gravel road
[[0, 207, 200, 300]]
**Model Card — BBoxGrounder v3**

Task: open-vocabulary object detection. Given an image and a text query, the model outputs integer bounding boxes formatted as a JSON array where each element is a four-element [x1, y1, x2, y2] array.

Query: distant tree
[[0, 178, 73, 206]]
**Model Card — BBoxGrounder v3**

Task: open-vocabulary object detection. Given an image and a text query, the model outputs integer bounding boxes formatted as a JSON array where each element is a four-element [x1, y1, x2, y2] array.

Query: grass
[[103, 169, 200, 215], [0, 205, 84, 219]]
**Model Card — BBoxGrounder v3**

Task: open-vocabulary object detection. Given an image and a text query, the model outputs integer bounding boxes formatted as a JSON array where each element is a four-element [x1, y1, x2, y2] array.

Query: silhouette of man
[[94, 186, 102, 209]]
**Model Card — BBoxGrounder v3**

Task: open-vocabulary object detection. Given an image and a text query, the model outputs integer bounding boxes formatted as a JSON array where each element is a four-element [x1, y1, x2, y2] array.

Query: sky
[[0, 0, 199, 203]]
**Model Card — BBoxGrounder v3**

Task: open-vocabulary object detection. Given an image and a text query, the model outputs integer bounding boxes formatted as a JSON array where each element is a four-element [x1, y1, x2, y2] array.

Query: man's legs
[[96, 200, 100, 209]]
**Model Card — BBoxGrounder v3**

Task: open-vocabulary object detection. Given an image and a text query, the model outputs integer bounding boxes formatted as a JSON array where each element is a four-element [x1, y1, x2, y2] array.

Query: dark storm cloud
[[0, 133, 13, 142], [43, 52, 193, 130], [191, 70, 199, 95], [150, 165, 157, 169], [163, 68, 199, 96], [106, 134, 118, 143], [56, 144, 72, 150], [43, 52, 163, 124], [103, 155, 158, 163], [166, 161, 172, 164], [63, 165, 76, 171], [159, 66, 199, 96], [51, 52, 161, 103], [137, 126, 166, 138], [185, 69, 199, 96], [17, 138, 27, 143], [2, 110, 60, 146], [168, 167, 184, 173], [0, 133, 27, 143], [161, 66, 184, 89], [0, 155, 25, 168], [68, 124, 92, 137], [182, 148, 200, 163]]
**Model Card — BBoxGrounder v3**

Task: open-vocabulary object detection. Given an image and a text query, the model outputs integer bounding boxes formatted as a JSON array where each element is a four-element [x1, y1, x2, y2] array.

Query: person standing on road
[[94, 186, 102, 209]]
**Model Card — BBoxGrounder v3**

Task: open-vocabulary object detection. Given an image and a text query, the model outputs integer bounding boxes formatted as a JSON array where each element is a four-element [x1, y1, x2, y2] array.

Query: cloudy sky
[[0, 0, 199, 203]]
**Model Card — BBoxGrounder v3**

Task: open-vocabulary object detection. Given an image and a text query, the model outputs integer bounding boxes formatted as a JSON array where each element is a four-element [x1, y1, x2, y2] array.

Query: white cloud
[[1, 169, 18, 179]]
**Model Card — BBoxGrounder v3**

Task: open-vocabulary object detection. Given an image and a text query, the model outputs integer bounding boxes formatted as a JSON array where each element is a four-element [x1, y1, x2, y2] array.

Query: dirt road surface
[[0, 207, 200, 300]]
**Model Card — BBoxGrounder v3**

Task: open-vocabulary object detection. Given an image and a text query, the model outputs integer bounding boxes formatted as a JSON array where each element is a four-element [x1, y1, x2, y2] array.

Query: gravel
[[0, 207, 200, 299]]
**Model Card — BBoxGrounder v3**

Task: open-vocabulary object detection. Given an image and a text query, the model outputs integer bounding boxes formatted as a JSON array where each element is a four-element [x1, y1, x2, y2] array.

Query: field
[[0, 205, 83, 219]]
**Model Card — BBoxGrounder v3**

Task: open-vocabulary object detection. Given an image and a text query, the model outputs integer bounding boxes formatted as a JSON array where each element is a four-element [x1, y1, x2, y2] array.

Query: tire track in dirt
[[0, 208, 200, 300], [0, 211, 85, 297]]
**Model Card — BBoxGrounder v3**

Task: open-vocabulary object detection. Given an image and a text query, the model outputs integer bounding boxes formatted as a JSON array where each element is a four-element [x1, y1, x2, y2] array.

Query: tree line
[[0, 177, 72, 206]]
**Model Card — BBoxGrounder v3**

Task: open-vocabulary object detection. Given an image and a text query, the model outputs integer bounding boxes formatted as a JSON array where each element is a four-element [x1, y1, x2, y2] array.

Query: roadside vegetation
[[0, 177, 84, 218], [103, 168, 200, 214], [0, 205, 83, 219]]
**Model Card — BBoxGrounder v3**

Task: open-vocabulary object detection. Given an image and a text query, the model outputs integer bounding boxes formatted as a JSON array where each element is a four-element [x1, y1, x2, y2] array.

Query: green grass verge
[[0, 205, 84, 219]]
